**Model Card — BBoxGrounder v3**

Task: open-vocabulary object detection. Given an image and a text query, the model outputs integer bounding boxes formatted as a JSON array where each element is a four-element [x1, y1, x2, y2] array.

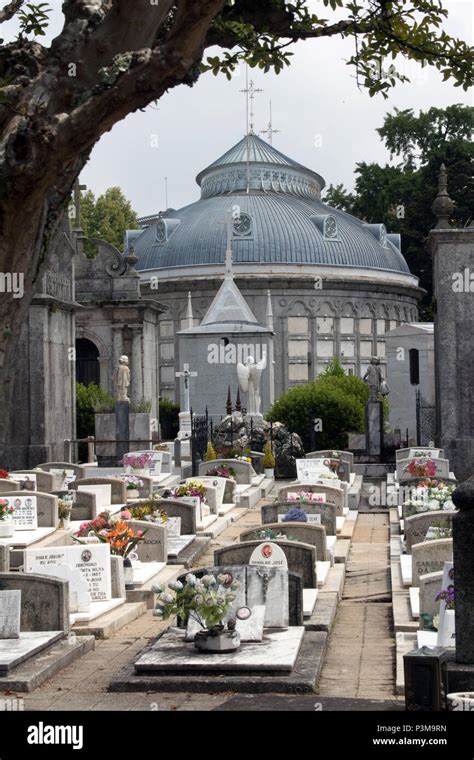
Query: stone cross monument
[[176, 363, 197, 440]]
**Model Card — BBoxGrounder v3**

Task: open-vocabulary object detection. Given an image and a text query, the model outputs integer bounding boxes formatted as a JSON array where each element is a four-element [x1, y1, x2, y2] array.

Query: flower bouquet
[[154, 572, 241, 652], [206, 465, 236, 479], [0, 498, 14, 537], [172, 481, 207, 503], [288, 492, 324, 502], [404, 458, 438, 478], [282, 507, 308, 523], [121, 453, 154, 474], [115, 474, 144, 499], [91, 520, 147, 559]]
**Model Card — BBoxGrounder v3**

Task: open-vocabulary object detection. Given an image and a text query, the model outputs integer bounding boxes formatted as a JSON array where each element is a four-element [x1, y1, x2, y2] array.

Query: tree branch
[[0, 0, 25, 24]]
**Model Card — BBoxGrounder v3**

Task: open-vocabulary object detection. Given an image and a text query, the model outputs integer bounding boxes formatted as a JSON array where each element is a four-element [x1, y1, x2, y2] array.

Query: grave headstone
[[125, 451, 163, 476], [0, 590, 21, 639], [249, 541, 288, 570], [25, 544, 112, 601], [198, 459, 253, 485], [242, 523, 328, 561], [77, 484, 111, 513], [405, 511, 455, 552], [411, 538, 453, 586], [27, 564, 91, 613], [215, 539, 317, 588], [277, 484, 344, 516], [296, 459, 331, 483], [0, 573, 69, 634], [419, 571, 443, 625], [127, 520, 167, 563], [192, 476, 226, 512], [262, 501, 337, 536]]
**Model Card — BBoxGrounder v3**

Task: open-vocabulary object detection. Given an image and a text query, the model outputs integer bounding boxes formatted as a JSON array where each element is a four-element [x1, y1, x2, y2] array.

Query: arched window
[[409, 348, 420, 386], [76, 338, 100, 386]]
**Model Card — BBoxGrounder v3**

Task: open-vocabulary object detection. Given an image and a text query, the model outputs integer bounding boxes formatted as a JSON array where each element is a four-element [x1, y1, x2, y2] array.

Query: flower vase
[[437, 609, 456, 647], [264, 468, 274, 478], [123, 557, 135, 589], [194, 629, 240, 654], [0, 520, 13, 538], [127, 489, 140, 500], [132, 469, 148, 477]]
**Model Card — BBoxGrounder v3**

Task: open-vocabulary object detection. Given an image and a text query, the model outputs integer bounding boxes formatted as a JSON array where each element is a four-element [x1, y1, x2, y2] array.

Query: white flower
[[159, 593, 173, 604], [168, 581, 183, 592], [201, 574, 217, 587], [185, 573, 197, 586], [151, 585, 164, 594]]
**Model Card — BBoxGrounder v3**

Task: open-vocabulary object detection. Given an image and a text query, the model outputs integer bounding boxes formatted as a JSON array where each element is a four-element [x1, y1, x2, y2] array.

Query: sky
[[2, 1, 472, 217]]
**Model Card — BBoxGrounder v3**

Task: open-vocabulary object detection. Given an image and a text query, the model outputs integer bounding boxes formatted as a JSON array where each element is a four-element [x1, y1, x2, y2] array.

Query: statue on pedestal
[[237, 356, 266, 416], [115, 355, 130, 402], [363, 356, 390, 401]]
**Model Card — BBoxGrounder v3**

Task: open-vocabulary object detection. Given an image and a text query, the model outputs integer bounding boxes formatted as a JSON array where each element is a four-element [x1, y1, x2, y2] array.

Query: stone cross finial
[[432, 163, 455, 229]]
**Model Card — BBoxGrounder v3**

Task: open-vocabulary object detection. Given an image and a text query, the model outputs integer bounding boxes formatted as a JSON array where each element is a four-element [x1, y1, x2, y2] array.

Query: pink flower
[[121, 509, 131, 520]]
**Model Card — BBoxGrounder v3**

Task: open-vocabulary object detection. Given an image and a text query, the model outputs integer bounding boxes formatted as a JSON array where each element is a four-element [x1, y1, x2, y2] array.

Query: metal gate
[[416, 390, 437, 446], [191, 411, 209, 476]]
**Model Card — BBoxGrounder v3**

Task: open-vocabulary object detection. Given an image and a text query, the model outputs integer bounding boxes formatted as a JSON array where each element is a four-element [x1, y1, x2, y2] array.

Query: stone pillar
[[452, 478, 474, 665], [428, 166, 474, 481], [365, 400, 383, 461], [112, 326, 123, 394], [115, 401, 130, 464], [131, 329, 144, 403]]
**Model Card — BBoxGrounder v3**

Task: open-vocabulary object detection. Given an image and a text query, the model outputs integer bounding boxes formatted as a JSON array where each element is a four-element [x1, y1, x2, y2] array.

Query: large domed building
[[128, 133, 422, 405]]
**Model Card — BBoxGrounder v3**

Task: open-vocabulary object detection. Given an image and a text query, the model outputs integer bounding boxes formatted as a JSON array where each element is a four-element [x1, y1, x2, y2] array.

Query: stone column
[[452, 478, 474, 665], [131, 328, 144, 403], [112, 326, 123, 394], [365, 400, 383, 461]]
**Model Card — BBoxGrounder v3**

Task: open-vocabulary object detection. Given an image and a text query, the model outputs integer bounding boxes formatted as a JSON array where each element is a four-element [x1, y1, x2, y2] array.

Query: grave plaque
[[77, 484, 111, 513], [25, 545, 112, 602], [27, 563, 91, 613], [296, 459, 330, 483], [278, 514, 321, 526], [249, 542, 288, 570], [49, 469, 76, 491], [0, 590, 21, 639], [8, 495, 37, 530]]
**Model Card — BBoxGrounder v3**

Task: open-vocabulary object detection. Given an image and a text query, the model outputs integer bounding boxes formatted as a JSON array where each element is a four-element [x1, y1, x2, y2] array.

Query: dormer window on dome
[[324, 215, 339, 240], [364, 223, 389, 249], [311, 214, 340, 241], [233, 212, 252, 238], [155, 217, 181, 244]]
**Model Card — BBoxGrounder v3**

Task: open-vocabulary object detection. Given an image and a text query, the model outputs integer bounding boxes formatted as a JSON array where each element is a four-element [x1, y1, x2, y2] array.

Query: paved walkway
[[17, 489, 400, 710], [318, 512, 400, 701]]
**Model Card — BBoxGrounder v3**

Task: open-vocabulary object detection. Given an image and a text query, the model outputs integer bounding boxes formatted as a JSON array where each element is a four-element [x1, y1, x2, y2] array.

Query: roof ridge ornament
[[432, 163, 455, 229]]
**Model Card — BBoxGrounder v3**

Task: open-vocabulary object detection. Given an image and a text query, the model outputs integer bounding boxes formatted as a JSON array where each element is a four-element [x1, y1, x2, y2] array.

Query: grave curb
[[108, 630, 328, 694]]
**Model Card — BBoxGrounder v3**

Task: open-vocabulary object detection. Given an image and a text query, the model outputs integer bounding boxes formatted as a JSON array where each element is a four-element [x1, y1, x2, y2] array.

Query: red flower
[[0, 470, 9, 479]]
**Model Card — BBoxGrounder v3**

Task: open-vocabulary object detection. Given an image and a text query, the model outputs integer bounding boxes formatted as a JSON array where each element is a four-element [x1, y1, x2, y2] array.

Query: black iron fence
[[415, 390, 437, 446]]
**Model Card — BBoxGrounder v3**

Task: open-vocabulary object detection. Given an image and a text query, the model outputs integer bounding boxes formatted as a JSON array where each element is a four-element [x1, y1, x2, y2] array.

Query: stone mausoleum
[[129, 133, 422, 406], [7, 132, 425, 467]]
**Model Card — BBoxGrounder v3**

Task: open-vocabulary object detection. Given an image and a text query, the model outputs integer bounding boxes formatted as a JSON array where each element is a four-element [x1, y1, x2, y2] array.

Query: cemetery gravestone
[[25, 545, 112, 602], [127, 520, 167, 563], [419, 571, 443, 625], [215, 539, 317, 589], [242, 523, 328, 561], [262, 501, 337, 536], [405, 511, 455, 552], [0, 573, 69, 634], [198, 460, 253, 485], [296, 459, 331, 483], [0, 591, 21, 638], [27, 564, 91, 614], [277, 484, 344, 516], [411, 538, 453, 586]]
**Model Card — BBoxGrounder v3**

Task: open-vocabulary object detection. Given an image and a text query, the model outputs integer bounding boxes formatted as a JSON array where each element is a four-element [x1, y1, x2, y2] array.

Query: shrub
[[159, 398, 180, 440], [76, 382, 115, 439], [204, 442, 217, 461], [266, 359, 379, 450], [262, 441, 275, 469]]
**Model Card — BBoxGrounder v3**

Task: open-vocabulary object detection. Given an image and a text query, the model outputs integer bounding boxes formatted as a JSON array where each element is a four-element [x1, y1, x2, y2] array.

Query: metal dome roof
[[132, 135, 411, 276]]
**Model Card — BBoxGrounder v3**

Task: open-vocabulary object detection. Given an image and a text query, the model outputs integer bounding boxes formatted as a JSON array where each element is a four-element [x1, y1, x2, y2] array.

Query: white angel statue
[[237, 356, 266, 415]]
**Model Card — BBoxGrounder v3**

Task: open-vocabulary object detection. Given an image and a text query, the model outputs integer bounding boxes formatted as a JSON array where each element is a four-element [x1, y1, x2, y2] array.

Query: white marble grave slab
[[416, 630, 437, 649], [130, 561, 166, 587], [70, 597, 124, 624], [135, 627, 305, 672], [167, 535, 195, 558], [236, 605, 265, 642], [77, 484, 112, 513], [246, 567, 289, 628], [296, 459, 331, 482], [316, 561, 331, 588], [25, 544, 112, 601], [0, 591, 21, 639], [303, 588, 318, 618], [28, 563, 91, 613], [400, 554, 412, 587], [194, 477, 226, 512], [326, 536, 337, 554], [197, 513, 218, 531], [0, 631, 63, 674], [336, 516, 345, 534], [409, 587, 420, 619], [0, 527, 56, 547]]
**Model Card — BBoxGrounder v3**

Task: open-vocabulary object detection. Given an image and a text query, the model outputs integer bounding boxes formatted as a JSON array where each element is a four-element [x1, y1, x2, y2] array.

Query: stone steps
[[72, 602, 147, 639]]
